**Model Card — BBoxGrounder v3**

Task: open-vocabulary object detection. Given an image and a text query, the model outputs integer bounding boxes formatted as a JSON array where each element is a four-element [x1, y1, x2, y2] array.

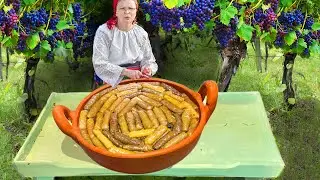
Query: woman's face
[[116, 0, 137, 24]]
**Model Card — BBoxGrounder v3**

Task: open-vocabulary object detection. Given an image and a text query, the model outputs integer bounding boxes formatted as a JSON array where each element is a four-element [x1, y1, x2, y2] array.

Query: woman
[[92, 0, 158, 88]]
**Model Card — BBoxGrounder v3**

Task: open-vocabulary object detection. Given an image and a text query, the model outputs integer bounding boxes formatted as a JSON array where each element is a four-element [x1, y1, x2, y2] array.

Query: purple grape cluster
[[140, 0, 215, 31], [73, 18, 98, 59], [232, 2, 242, 11], [17, 34, 27, 51], [49, 13, 60, 30], [0, 9, 18, 36], [278, 10, 304, 30], [20, 8, 48, 35], [265, 0, 279, 11], [253, 8, 276, 31], [1, 1, 96, 61], [273, 9, 319, 57], [304, 17, 314, 30], [274, 34, 284, 48], [302, 31, 318, 56], [46, 51, 54, 61], [273, 30, 317, 57], [73, 3, 82, 22], [213, 18, 237, 48], [46, 33, 59, 49], [74, 21, 85, 42]]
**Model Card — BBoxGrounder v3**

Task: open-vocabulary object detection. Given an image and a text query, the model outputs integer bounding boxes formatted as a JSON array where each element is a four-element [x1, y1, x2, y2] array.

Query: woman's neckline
[[115, 24, 136, 33]]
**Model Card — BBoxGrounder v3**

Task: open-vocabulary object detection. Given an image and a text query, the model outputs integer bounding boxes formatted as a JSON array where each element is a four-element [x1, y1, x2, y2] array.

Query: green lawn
[[0, 43, 319, 180]]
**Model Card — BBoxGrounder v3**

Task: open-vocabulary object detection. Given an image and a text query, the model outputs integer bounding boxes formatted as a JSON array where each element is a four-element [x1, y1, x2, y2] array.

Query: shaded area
[[269, 98, 320, 180], [160, 36, 220, 91]]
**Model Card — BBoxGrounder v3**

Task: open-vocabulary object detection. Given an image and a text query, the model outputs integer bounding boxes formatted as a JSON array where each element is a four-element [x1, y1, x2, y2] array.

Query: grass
[[0, 42, 320, 180], [160, 36, 221, 90], [227, 47, 320, 179], [34, 58, 93, 107], [0, 58, 32, 179]]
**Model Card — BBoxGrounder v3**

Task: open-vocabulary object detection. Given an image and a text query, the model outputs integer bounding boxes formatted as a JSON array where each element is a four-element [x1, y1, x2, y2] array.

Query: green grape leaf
[[237, 16, 244, 28], [56, 20, 71, 31], [145, 14, 151, 21], [205, 20, 215, 32], [54, 46, 68, 57], [177, 0, 185, 7], [26, 33, 40, 50], [23, 0, 36, 5], [260, 29, 277, 42], [3, 5, 12, 13], [41, 40, 51, 51], [164, 0, 178, 9], [47, 30, 54, 36], [220, 6, 238, 25], [23, 50, 34, 58], [39, 47, 49, 59], [237, 24, 254, 41], [254, 25, 262, 37], [295, 39, 306, 54], [217, 0, 229, 9], [297, 38, 307, 48], [280, 0, 293, 7], [68, 4, 74, 14], [262, 4, 271, 11], [310, 41, 320, 54], [284, 31, 297, 46], [1, 36, 10, 45], [239, 6, 246, 16], [288, 98, 296, 105], [3, 30, 18, 48], [66, 42, 73, 49], [311, 22, 320, 31]]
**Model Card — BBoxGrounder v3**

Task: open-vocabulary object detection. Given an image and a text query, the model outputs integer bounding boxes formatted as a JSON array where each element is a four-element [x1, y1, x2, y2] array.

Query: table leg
[[33, 177, 54, 180]]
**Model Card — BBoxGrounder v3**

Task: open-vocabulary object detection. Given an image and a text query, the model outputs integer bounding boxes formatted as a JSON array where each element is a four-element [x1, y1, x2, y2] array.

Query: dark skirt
[[94, 61, 141, 86]]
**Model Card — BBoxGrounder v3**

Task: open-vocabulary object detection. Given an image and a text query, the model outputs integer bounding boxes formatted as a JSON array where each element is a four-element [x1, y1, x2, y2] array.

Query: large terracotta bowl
[[52, 78, 218, 174]]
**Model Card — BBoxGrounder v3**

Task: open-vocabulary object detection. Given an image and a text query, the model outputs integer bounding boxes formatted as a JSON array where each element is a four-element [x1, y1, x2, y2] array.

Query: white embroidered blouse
[[92, 23, 158, 87]]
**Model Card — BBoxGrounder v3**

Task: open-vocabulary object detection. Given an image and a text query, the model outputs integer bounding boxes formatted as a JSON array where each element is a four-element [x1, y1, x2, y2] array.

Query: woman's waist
[[119, 61, 140, 70]]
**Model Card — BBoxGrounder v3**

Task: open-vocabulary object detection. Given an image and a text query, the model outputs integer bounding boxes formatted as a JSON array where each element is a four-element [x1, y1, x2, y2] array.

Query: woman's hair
[[106, 0, 138, 30]]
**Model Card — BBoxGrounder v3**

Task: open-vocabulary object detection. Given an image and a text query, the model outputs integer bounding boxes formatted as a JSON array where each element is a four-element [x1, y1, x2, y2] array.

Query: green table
[[13, 92, 284, 180]]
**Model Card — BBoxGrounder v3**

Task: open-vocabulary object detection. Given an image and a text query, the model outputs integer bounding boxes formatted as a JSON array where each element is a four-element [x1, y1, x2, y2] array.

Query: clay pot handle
[[52, 105, 75, 138], [198, 80, 219, 122]]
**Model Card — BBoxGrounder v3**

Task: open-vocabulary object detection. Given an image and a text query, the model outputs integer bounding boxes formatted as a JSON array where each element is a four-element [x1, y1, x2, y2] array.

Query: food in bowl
[[52, 78, 218, 174], [79, 82, 200, 154]]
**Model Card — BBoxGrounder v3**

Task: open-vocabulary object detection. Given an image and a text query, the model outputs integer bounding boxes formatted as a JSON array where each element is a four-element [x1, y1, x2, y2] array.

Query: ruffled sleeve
[[92, 25, 124, 87], [138, 28, 158, 76]]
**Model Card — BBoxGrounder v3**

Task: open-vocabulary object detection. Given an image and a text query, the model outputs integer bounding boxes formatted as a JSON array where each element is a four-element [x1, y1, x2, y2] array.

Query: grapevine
[[0, 0, 98, 62], [140, 0, 215, 31], [139, 0, 320, 107]]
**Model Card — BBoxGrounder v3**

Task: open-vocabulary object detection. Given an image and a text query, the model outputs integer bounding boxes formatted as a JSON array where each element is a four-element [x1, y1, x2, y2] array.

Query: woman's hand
[[141, 67, 152, 77], [121, 69, 143, 79]]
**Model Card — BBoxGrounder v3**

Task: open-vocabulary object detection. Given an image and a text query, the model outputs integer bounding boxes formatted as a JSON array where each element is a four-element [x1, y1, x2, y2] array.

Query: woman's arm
[[140, 31, 158, 76], [92, 27, 125, 87]]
